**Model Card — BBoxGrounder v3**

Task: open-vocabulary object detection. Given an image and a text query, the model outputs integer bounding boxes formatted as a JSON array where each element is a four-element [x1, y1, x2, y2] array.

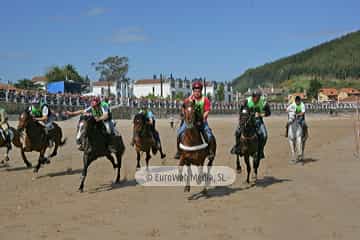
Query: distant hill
[[232, 30, 360, 92]]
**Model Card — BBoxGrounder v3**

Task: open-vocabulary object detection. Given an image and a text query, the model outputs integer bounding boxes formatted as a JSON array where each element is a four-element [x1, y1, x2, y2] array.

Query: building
[[337, 88, 360, 101], [31, 76, 48, 90], [133, 76, 233, 103], [90, 79, 131, 99], [133, 76, 191, 99], [318, 88, 338, 102]]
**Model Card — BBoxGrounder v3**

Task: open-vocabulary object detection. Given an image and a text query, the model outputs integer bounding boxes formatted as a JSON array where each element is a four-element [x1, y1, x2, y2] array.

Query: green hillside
[[232, 30, 360, 92]]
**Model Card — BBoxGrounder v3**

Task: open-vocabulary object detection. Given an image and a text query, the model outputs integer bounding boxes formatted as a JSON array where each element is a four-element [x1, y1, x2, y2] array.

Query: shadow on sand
[[37, 168, 83, 179], [302, 158, 319, 165], [3, 165, 32, 172], [88, 178, 137, 194], [255, 176, 291, 188], [188, 176, 292, 200]]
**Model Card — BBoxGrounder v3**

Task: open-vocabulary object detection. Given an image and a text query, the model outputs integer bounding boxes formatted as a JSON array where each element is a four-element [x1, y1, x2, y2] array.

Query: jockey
[[174, 81, 216, 160], [285, 95, 308, 137], [0, 107, 12, 150], [67, 97, 115, 135], [230, 90, 271, 159], [29, 98, 55, 146]]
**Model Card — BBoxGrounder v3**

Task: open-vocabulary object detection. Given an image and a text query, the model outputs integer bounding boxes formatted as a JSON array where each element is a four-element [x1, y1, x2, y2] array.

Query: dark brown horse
[[76, 115, 125, 192], [17, 110, 66, 174], [0, 126, 26, 165], [236, 108, 261, 184], [178, 100, 216, 193], [133, 113, 158, 170]]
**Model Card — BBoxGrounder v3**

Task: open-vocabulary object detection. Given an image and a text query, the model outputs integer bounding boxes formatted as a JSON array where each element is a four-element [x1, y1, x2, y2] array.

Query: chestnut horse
[[178, 100, 216, 193], [133, 113, 158, 170], [0, 126, 27, 166], [17, 110, 66, 175]]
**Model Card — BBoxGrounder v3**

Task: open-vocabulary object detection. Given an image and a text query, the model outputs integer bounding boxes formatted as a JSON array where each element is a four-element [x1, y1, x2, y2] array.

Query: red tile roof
[[31, 76, 48, 83], [338, 96, 360, 103], [0, 83, 17, 90], [320, 88, 338, 96], [93, 81, 115, 87], [135, 79, 162, 85], [339, 88, 360, 94]]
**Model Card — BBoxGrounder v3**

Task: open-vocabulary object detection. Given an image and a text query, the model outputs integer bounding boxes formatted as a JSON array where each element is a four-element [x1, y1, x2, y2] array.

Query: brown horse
[[236, 108, 261, 184], [133, 113, 158, 170], [17, 110, 66, 174], [178, 100, 216, 193], [0, 126, 29, 166]]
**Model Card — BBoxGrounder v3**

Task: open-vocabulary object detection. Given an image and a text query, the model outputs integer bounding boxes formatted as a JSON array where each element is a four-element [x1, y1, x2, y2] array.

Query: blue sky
[[0, 0, 359, 83]]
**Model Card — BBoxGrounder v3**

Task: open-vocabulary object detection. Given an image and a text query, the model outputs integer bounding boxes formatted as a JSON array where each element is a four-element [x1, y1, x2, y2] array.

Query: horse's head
[[239, 107, 255, 132], [76, 115, 96, 143], [133, 113, 145, 133], [18, 109, 31, 131], [288, 110, 296, 124], [183, 100, 196, 127]]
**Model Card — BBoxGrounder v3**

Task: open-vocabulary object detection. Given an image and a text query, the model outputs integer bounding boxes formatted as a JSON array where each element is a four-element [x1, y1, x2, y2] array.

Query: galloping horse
[[287, 111, 308, 164], [235, 108, 261, 184], [76, 115, 125, 192], [17, 110, 66, 174], [133, 113, 162, 170], [0, 126, 24, 165], [178, 100, 216, 193]]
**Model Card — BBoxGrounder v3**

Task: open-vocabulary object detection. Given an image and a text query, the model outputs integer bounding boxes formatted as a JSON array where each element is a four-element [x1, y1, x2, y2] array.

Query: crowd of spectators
[[0, 88, 358, 112]]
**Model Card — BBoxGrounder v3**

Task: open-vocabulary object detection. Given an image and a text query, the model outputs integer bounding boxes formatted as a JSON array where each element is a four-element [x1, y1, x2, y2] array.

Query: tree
[[46, 66, 65, 82], [307, 78, 322, 100], [14, 78, 42, 90], [45, 65, 84, 83], [216, 84, 225, 101], [93, 56, 128, 82]]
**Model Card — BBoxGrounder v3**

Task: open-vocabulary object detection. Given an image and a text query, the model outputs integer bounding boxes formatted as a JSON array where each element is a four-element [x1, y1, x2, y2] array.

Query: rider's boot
[[174, 135, 181, 159]]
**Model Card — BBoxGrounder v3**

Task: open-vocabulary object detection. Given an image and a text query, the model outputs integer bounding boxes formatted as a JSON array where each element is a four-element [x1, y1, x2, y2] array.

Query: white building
[[133, 78, 191, 98], [90, 79, 131, 99], [31, 76, 47, 90], [133, 77, 233, 102]]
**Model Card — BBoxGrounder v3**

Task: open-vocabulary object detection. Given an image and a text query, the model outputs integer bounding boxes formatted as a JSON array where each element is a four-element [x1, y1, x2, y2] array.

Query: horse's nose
[[76, 139, 81, 145]]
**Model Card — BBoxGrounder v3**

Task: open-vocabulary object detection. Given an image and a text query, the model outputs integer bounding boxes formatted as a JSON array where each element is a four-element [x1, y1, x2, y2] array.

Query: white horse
[[287, 111, 307, 164]]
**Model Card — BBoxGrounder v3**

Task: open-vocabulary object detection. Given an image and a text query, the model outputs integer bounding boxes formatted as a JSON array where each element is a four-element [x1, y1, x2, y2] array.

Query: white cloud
[[108, 27, 148, 44], [86, 7, 107, 17]]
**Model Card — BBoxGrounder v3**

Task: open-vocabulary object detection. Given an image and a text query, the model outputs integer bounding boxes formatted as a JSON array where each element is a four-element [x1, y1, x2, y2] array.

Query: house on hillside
[[31, 76, 48, 90], [318, 88, 338, 102], [337, 88, 360, 101]]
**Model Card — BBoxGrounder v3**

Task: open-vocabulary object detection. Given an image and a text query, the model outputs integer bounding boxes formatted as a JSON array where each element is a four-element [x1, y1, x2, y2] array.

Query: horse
[[76, 115, 125, 192], [133, 113, 165, 170], [287, 111, 308, 164], [235, 108, 261, 184], [178, 100, 216, 193], [0, 126, 32, 168], [17, 110, 67, 174]]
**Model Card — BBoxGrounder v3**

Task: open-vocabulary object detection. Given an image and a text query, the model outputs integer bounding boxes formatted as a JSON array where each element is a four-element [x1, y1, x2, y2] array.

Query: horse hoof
[[26, 163, 32, 168], [184, 186, 190, 192], [5, 157, 10, 162], [236, 168, 242, 174], [78, 188, 84, 193], [161, 154, 166, 159]]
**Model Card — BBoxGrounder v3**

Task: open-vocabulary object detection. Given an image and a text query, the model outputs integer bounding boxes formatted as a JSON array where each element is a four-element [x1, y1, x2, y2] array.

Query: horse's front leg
[[296, 135, 303, 164], [236, 155, 241, 173], [145, 151, 151, 171], [244, 154, 251, 184], [184, 164, 192, 192], [79, 154, 93, 192], [20, 147, 32, 168], [136, 151, 141, 170], [288, 139, 296, 164], [33, 148, 47, 178], [114, 152, 122, 183]]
